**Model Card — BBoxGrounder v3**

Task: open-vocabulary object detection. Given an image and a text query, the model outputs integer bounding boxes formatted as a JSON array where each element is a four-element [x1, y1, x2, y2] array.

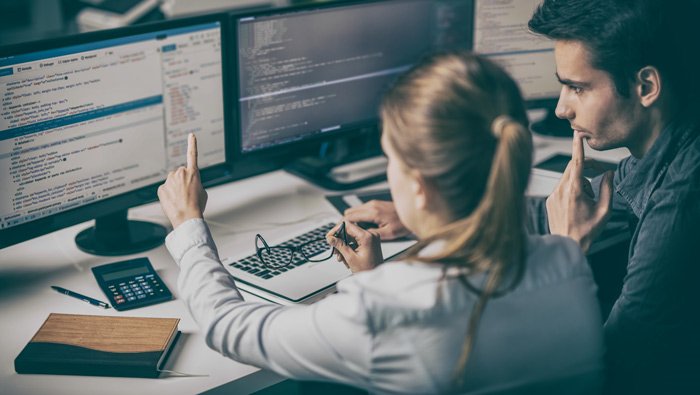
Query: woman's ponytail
[[379, 52, 533, 390]]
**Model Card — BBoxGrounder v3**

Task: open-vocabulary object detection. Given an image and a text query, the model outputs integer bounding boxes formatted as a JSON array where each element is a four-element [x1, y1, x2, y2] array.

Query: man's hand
[[326, 221, 383, 273], [344, 200, 411, 241], [158, 133, 208, 229], [546, 133, 614, 252]]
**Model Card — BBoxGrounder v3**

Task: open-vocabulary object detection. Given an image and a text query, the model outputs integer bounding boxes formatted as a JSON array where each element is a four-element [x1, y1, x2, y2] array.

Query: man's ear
[[636, 66, 662, 108]]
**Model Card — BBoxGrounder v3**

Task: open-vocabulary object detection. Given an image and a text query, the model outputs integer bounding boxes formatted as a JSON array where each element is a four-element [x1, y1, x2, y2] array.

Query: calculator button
[[127, 296, 136, 301], [137, 294, 146, 299], [116, 299, 125, 304]]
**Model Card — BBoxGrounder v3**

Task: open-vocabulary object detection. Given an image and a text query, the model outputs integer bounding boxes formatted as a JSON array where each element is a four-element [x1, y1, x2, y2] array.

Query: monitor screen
[[235, 0, 474, 153], [0, 21, 226, 232], [473, 0, 559, 104]]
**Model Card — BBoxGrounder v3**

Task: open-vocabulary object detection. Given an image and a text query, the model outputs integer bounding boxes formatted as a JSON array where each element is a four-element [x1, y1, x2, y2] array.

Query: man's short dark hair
[[529, 0, 699, 119]]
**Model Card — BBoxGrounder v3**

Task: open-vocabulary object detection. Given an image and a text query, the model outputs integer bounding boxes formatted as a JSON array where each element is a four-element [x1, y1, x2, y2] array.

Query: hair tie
[[490, 115, 515, 139]]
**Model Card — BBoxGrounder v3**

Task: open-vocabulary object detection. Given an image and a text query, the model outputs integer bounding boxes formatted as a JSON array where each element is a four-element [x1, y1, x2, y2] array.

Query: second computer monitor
[[473, 0, 568, 135], [233, 0, 474, 154], [473, 0, 559, 105]]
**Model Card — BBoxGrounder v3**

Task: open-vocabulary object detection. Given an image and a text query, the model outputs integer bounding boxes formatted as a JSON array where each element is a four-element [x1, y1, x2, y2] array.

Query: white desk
[[0, 135, 629, 395], [0, 171, 345, 395]]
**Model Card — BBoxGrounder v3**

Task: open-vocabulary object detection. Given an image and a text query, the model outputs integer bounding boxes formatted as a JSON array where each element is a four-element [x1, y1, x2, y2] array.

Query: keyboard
[[228, 222, 336, 280]]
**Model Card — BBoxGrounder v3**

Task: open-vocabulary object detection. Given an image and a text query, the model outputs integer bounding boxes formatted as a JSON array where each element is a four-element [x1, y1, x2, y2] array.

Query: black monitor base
[[75, 210, 167, 256], [286, 155, 387, 190], [530, 107, 573, 137]]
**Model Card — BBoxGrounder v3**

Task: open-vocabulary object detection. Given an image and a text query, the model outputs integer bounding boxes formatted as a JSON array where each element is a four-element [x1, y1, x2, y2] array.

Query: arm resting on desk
[[165, 219, 372, 387]]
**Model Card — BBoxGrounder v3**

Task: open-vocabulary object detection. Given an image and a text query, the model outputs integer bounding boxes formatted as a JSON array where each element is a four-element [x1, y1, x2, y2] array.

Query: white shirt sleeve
[[165, 218, 372, 387]]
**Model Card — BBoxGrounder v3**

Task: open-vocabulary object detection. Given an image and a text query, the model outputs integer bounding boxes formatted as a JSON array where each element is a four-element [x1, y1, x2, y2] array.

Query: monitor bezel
[[0, 12, 234, 249], [227, 0, 476, 166]]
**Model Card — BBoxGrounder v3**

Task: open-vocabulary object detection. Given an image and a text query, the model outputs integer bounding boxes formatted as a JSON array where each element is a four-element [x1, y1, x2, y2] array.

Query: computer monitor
[[230, 0, 474, 189], [472, 0, 568, 135], [0, 15, 231, 255]]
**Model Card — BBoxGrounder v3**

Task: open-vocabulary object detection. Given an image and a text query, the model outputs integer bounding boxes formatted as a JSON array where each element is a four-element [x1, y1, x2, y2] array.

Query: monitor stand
[[286, 155, 387, 190], [75, 210, 167, 256], [285, 151, 387, 191], [285, 133, 386, 190], [530, 106, 573, 137]]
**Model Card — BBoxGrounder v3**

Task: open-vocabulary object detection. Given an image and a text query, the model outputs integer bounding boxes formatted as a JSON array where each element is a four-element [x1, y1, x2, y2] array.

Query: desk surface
[[0, 135, 629, 395]]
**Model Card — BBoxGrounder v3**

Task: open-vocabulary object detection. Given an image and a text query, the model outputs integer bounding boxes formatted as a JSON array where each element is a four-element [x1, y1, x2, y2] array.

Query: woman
[[158, 52, 603, 394]]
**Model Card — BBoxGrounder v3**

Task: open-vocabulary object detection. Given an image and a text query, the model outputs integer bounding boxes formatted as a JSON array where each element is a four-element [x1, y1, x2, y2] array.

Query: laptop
[[221, 213, 415, 305]]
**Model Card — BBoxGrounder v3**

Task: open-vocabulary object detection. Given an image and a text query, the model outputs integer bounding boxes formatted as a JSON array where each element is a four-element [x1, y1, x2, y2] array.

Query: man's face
[[554, 40, 644, 153]]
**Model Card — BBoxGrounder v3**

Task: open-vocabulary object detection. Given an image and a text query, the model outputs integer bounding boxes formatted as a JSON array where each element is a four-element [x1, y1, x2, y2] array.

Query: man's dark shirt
[[528, 121, 700, 393]]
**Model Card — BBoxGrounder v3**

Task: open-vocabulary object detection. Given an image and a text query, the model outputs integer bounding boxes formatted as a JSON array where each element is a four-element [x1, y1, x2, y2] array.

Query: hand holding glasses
[[255, 222, 355, 269]]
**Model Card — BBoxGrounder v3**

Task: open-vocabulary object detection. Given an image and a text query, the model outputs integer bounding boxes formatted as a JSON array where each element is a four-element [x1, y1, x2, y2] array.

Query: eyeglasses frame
[[254, 222, 349, 269]]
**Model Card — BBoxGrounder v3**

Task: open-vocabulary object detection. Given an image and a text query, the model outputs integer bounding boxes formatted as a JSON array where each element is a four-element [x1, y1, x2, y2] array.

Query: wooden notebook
[[14, 313, 180, 378]]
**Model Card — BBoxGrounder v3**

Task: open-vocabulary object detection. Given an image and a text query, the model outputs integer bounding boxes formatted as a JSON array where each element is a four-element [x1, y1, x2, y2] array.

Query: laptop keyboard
[[228, 222, 336, 280]]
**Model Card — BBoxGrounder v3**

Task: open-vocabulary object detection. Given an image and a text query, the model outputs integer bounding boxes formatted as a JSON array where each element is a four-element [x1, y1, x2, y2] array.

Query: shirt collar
[[616, 121, 696, 217]]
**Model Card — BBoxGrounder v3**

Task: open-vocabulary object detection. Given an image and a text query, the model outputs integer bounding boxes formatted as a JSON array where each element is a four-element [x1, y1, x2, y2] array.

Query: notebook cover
[[14, 313, 180, 378]]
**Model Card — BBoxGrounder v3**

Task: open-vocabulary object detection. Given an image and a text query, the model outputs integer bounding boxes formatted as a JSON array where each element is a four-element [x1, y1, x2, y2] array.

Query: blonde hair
[[380, 52, 533, 388]]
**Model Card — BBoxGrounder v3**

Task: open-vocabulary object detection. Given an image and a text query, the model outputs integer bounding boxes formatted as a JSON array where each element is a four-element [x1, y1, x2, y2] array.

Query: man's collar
[[616, 122, 695, 217]]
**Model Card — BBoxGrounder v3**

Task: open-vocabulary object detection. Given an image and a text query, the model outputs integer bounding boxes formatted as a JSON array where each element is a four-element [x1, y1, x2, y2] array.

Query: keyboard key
[[228, 222, 336, 274]]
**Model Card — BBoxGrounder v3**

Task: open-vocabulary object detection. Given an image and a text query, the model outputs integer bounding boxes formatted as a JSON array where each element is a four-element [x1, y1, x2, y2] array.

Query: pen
[[51, 285, 110, 309], [333, 222, 358, 249]]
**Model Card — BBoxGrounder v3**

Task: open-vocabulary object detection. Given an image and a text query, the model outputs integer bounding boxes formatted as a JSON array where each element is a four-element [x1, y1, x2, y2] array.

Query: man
[[346, 0, 700, 392]]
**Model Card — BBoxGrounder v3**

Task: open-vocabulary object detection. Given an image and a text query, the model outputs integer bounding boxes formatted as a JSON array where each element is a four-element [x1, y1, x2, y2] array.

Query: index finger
[[326, 221, 343, 239], [187, 133, 198, 170], [344, 220, 370, 240], [345, 201, 385, 223], [570, 132, 585, 179], [344, 207, 375, 223]]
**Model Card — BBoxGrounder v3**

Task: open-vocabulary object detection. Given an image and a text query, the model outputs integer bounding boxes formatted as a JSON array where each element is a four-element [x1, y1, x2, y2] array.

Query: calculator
[[92, 257, 172, 311]]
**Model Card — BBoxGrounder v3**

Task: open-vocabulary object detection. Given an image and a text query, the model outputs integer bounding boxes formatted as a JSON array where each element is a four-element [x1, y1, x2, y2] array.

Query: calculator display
[[101, 266, 150, 282]]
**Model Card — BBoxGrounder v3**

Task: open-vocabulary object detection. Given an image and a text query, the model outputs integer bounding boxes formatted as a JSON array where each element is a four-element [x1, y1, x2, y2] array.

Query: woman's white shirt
[[166, 218, 604, 394]]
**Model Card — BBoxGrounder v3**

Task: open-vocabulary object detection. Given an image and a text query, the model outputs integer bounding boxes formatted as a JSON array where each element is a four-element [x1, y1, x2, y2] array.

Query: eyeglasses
[[255, 222, 349, 269]]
